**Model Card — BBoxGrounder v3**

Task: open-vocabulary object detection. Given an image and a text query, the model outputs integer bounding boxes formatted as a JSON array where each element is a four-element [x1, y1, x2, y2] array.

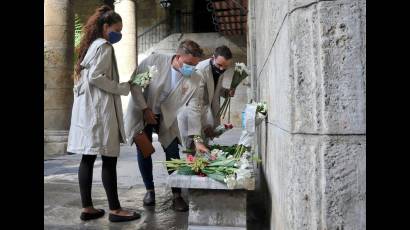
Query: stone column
[[44, 0, 74, 159], [113, 0, 138, 113]]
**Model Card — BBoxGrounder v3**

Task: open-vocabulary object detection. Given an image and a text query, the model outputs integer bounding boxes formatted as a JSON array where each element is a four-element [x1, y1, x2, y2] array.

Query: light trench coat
[[67, 38, 130, 157], [159, 69, 202, 147], [124, 53, 200, 148], [182, 58, 234, 137]]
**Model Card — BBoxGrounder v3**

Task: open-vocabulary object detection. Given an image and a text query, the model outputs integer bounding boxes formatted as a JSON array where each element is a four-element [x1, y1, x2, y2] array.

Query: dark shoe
[[109, 212, 141, 222], [80, 209, 105, 221], [143, 191, 155, 206], [172, 196, 188, 212]]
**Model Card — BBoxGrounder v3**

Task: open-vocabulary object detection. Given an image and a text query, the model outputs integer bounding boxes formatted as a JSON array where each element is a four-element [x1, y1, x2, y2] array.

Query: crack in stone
[[267, 120, 365, 135]]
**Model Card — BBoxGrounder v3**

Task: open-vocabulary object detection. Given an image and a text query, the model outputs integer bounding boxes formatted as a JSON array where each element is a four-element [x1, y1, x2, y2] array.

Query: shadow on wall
[[247, 162, 271, 230]]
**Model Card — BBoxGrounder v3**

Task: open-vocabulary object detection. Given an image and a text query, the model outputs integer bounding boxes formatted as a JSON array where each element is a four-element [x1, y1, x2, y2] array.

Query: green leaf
[[206, 172, 226, 183], [73, 13, 83, 66], [208, 158, 236, 167], [177, 166, 196, 175], [74, 14, 83, 48]]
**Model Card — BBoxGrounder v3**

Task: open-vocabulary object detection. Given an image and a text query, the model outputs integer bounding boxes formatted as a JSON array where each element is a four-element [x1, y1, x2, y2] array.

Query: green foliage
[[74, 14, 83, 48], [208, 158, 236, 167], [204, 171, 226, 183], [73, 14, 83, 65], [176, 166, 196, 175]]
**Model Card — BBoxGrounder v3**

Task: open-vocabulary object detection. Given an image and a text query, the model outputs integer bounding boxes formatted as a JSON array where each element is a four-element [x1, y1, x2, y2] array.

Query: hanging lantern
[[159, 0, 171, 8]]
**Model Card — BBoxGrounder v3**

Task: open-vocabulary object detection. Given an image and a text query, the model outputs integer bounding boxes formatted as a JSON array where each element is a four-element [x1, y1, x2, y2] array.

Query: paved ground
[[44, 128, 267, 229]]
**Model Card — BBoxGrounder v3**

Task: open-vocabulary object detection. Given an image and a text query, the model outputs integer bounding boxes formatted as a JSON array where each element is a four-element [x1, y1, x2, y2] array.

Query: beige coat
[[184, 58, 233, 136], [67, 38, 130, 156], [158, 73, 201, 147], [124, 53, 199, 147]]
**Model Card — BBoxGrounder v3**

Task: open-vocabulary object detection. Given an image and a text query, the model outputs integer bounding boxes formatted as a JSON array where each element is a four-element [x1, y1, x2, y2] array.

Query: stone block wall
[[248, 0, 366, 229]]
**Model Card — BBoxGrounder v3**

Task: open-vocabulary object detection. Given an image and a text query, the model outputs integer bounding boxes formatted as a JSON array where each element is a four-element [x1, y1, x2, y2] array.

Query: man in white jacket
[[181, 46, 236, 153], [124, 40, 203, 212]]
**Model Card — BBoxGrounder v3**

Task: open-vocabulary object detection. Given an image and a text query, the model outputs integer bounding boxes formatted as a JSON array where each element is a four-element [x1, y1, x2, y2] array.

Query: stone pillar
[[113, 0, 138, 113], [44, 0, 74, 159]]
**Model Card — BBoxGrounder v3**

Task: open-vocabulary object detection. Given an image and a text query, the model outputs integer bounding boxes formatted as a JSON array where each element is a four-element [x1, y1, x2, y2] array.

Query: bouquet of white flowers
[[216, 63, 250, 120], [129, 65, 158, 88]]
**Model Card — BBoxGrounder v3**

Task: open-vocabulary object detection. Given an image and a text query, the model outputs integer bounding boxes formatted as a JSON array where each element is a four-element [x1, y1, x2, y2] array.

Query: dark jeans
[[78, 154, 121, 210], [136, 114, 181, 194]]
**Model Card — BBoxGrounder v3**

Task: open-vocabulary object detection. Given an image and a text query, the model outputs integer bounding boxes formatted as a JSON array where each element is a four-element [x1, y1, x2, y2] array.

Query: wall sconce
[[159, 0, 171, 8]]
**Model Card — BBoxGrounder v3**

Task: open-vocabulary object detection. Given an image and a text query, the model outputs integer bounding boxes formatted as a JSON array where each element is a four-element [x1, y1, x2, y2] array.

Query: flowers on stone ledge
[[158, 143, 258, 189]]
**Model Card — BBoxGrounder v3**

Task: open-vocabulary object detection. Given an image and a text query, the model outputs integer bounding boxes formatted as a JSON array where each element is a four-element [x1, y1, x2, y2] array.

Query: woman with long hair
[[67, 5, 140, 222]]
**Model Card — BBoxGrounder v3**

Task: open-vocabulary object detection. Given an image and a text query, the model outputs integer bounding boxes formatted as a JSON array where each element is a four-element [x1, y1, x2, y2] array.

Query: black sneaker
[[109, 211, 141, 222], [80, 209, 105, 221], [143, 191, 155, 206]]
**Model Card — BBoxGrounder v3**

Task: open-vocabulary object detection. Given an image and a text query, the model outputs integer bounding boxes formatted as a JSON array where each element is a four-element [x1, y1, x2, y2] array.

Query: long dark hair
[[74, 5, 122, 81]]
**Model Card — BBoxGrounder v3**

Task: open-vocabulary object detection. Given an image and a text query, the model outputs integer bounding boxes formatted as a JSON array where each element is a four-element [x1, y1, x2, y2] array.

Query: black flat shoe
[[143, 191, 155, 206], [80, 209, 105, 221], [109, 212, 141, 222]]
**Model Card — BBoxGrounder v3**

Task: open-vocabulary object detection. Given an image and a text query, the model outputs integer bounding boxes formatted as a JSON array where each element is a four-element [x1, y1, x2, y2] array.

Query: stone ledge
[[167, 171, 255, 190], [44, 130, 69, 136], [188, 226, 245, 230], [44, 130, 69, 143], [44, 130, 69, 159], [44, 142, 68, 160]]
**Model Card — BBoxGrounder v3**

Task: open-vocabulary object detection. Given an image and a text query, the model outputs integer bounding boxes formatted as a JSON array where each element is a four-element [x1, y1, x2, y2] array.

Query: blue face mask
[[108, 31, 122, 44], [180, 63, 195, 77]]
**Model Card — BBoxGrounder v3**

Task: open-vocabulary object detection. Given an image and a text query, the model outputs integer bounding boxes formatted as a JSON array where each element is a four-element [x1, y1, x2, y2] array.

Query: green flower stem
[[221, 97, 231, 119], [217, 97, 230, 118]]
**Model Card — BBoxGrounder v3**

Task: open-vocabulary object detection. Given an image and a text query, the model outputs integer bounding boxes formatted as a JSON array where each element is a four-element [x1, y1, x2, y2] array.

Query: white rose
[[211, 149, 220, 156], [224, 175, 237, 189]]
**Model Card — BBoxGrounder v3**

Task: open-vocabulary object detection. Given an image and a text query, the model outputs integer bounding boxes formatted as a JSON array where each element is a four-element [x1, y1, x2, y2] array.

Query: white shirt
[[153, 67, 183, 114]]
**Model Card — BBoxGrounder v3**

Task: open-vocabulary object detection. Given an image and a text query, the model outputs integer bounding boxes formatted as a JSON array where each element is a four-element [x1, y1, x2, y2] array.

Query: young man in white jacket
[[181, 46, 236, 153], [124, 40, 203, 212]]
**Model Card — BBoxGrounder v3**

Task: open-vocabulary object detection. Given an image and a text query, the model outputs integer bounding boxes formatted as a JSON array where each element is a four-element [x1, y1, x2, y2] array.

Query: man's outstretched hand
[[195, 142, 209, 153]]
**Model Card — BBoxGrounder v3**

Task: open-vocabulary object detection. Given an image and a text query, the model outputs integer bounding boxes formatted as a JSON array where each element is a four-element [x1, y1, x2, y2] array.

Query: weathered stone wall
[[248, 0, 366, 229]]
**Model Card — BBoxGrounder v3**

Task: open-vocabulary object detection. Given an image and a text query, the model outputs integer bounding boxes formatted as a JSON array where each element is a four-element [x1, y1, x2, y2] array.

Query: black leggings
[[78, 154, 121, 210]]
